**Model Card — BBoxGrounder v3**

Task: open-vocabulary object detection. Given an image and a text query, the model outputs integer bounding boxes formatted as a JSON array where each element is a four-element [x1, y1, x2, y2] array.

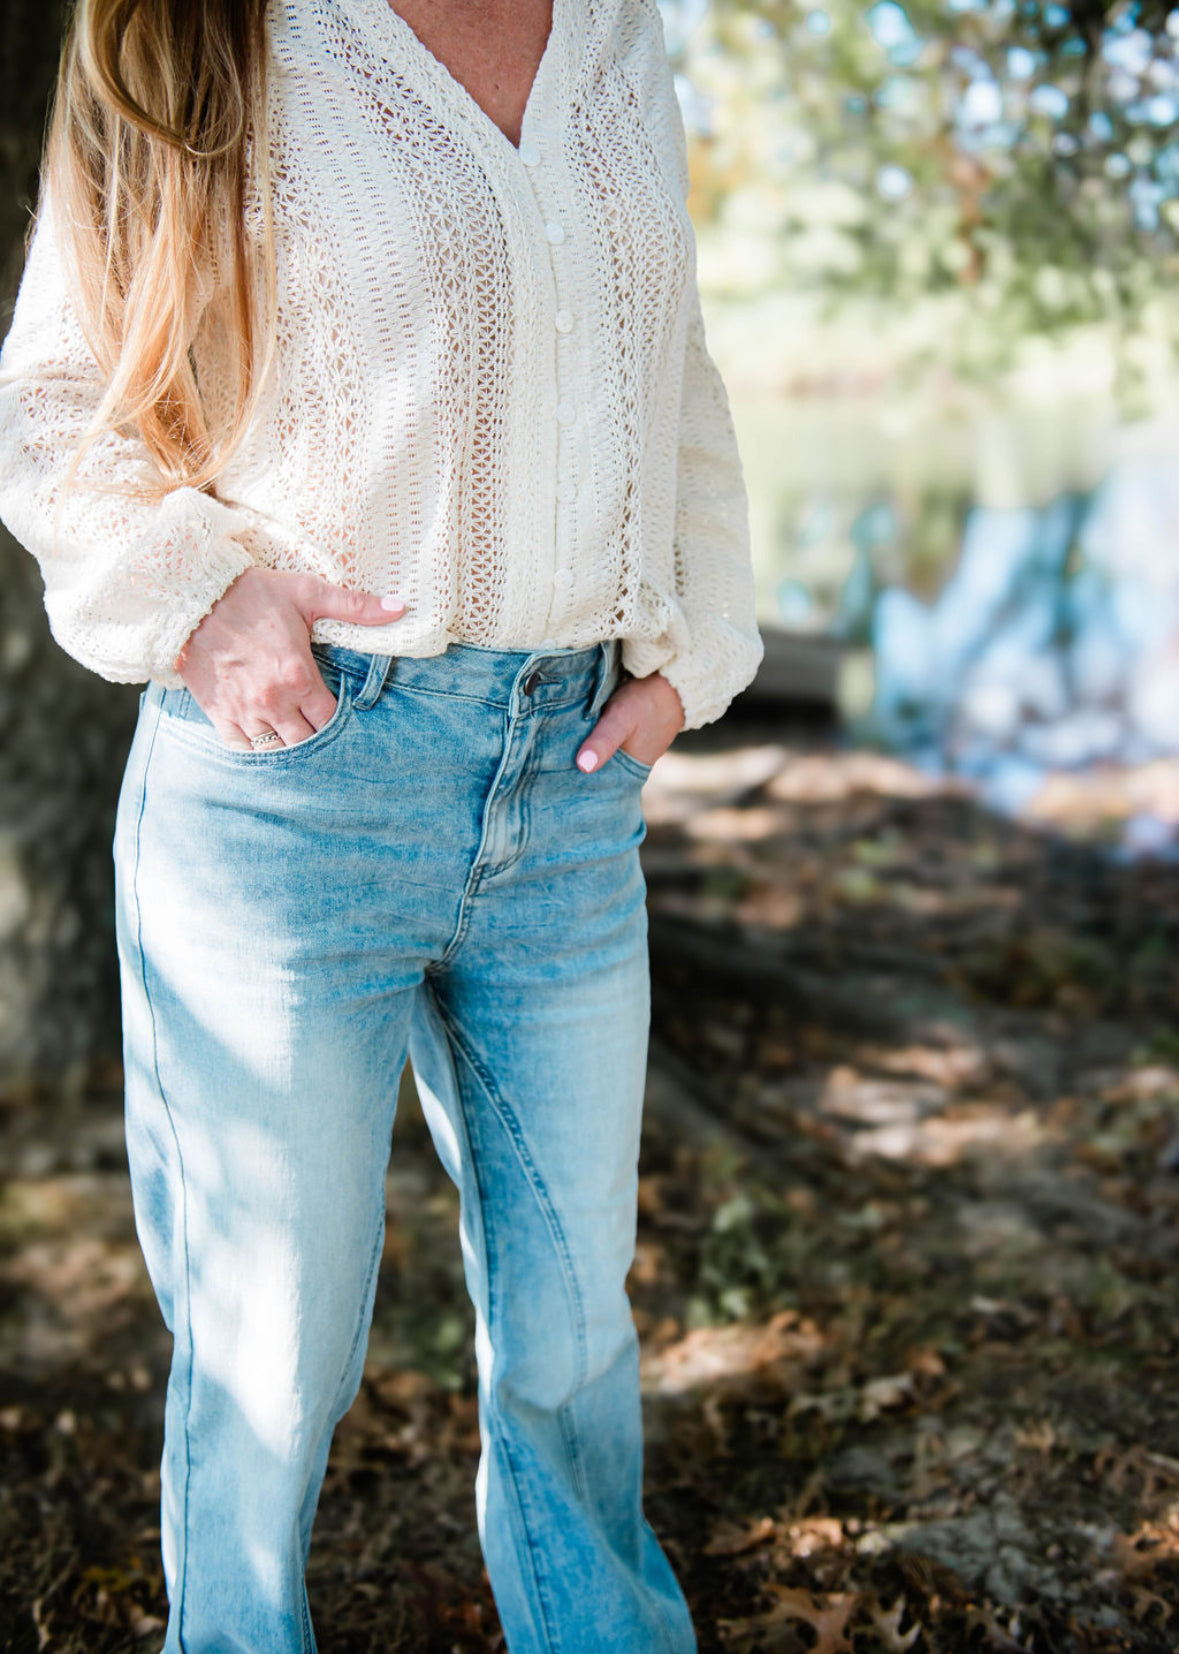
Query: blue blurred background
[[662, 0, 1179, 857]]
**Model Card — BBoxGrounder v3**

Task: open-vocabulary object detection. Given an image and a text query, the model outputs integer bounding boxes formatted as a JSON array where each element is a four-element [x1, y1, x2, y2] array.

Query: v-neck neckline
[[378, 0, 563, 155]]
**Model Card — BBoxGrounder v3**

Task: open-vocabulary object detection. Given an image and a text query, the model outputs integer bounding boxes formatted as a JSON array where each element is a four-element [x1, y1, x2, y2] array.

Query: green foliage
[[673, 0, 1179, 407]]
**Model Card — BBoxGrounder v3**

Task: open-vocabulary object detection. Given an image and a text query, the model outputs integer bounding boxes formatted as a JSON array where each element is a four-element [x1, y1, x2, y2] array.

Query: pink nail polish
[[380, 595, 404, 612], [577, 750, 599, 773]]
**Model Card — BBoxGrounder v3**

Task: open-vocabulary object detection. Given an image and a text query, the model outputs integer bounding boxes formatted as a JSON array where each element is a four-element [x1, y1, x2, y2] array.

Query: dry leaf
[[644, 1310, 823, 1396], [905, 1345, 948, 1380], [704, 1514, 781, 1556], [719, 1584, 860, 1654], [1013, 1418, 1056, 1453], [867, 1592, 922, 1652], [858, 1371, 915, 1421], [778, 1516, 845, 1558], [1112, 1521, 1179, 1583], [962, 1604, 1033, 1652], [1129, 1583, 1174, 1624]]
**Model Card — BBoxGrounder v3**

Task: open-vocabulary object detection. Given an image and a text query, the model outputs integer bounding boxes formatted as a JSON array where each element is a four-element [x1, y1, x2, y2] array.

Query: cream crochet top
[[0, 0, 763, 728]]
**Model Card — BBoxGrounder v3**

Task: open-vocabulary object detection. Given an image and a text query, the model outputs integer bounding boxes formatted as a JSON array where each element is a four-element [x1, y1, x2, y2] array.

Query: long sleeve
[[0, 1, 764, 697], [0, 194, 258, 686], [620, 3, 764, 730], [653, 278, 765, 729]]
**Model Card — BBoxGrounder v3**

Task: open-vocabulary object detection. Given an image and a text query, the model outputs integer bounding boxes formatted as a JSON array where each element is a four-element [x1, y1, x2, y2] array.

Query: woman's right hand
[[174, 567, 406, 750]]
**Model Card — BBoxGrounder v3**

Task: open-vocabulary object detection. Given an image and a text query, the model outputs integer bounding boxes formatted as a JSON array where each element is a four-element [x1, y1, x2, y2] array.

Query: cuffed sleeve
[[0, 194, 257, 686]]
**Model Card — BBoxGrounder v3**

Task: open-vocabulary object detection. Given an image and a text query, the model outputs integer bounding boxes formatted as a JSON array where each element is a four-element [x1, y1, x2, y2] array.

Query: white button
[[544, 220, 566, 245], [555, 309, 575, 334], [552, 567, 574, 591], [556, 401, 576, 426], [556, 481, 577, 505], [519, 141, 541, 167]]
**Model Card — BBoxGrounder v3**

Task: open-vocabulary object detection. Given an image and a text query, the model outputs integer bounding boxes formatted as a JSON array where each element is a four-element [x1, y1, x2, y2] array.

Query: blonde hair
[[43, 0, 275, 496]]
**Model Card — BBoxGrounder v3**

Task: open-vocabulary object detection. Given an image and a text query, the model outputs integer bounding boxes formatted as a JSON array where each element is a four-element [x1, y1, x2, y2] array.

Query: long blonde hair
[[43, 0, 275, 496]]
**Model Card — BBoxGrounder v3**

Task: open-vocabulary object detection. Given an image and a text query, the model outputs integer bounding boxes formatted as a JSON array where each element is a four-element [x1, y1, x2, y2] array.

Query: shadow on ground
[[2, 722, 1178, 1652]]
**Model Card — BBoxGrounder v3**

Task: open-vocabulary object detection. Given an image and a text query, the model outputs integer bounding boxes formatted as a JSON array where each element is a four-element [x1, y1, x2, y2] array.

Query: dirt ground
[[2, 720, 1178, 1653]]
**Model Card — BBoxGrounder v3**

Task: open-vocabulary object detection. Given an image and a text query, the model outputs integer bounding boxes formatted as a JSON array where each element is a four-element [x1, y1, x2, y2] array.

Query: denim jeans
[[113, 638, 695, 1654]]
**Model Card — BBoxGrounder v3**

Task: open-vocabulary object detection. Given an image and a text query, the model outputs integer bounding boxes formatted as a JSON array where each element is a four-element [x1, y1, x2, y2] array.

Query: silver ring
[[250, 730, 283, 750]]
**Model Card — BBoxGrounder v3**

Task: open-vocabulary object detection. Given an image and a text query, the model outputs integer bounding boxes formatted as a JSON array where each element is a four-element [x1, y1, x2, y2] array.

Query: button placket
[[517, 124, 580, 632]]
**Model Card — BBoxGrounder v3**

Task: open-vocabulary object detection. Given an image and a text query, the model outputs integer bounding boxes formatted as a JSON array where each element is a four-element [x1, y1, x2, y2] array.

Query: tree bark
[[0, 3, 139, 1093]]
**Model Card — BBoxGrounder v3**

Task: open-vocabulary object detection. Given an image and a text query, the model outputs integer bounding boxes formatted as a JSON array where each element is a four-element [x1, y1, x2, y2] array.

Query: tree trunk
[[0, 4, 139, 1093]]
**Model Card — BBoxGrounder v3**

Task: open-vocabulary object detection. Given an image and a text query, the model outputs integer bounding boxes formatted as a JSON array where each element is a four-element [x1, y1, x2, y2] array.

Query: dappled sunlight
[[626, 716, 1179, 1648], [838, 1102, 1047, 1167], [0, 1167, 156, 1374], [641, 1308, 824, 1398], [764, 751, 945, 805], [1023, 756, 1179, 840], [684, 804, 791, 844], [641, 744, 792, 828], [642, 744, 943, 831], [3, 707, 1178, 1647], [4, 0, 1179, 1641]]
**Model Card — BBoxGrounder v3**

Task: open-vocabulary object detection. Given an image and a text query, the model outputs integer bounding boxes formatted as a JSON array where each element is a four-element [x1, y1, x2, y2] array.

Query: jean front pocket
[[611, 746, 654, 782], [155, 665, 355, 768]]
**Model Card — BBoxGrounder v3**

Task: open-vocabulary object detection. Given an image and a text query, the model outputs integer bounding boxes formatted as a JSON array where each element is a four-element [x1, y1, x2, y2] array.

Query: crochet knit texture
[[0, 0, 763, 728]]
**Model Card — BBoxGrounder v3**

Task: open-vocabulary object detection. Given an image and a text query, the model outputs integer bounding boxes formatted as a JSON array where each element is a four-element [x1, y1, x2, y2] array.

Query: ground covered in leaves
[[2, 724, 1178, 1653]]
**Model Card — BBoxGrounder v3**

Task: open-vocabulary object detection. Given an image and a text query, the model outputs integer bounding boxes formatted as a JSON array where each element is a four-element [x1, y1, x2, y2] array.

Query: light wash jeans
[[113, 638, 695, 1654]]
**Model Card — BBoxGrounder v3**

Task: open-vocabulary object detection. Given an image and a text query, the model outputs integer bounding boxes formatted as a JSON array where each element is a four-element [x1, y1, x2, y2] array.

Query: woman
[[0, 0, 762, 1648]]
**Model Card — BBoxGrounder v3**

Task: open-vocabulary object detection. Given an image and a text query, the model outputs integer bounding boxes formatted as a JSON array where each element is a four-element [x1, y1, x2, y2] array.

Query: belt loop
[[586, 639, 620, 722], [353, 652, 394, 711]]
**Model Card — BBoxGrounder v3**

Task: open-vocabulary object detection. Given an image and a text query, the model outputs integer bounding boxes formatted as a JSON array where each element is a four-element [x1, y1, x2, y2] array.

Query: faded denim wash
[[114, 638, 695, 1654]]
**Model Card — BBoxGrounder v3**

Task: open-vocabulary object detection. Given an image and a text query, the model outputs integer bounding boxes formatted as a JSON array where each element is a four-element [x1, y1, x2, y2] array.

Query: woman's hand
[[576, 670, 684, 773], [175, 567, 406, 750]]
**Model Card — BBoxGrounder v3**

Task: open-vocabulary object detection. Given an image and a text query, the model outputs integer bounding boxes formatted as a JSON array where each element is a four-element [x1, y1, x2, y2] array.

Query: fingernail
[[380, 595, 404, 612], [576, 750, 599, 773]]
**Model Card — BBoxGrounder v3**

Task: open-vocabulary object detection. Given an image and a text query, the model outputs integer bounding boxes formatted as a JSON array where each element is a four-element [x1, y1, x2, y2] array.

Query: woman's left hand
[[576, 670, 684, 773]]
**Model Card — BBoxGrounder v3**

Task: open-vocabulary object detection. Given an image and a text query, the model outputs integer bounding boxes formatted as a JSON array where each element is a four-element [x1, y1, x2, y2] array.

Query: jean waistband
[[311, 637, 622, 717]]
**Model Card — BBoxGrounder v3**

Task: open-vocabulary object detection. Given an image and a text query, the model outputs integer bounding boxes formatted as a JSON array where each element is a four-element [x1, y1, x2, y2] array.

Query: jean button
[[522, 669, 543, 695]]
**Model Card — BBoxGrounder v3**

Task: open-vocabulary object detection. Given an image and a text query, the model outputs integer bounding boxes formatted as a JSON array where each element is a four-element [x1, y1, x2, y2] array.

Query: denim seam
[[434, 1001, 590, 1390], [434, 710, 517, 968], [557, 1399, 589, 1506], [329, 1214, 385, 1418], [476, 728, 541, 885], [390, 682, 594, 713], [493, 1433, 560, 1653], [131, 699, 198, 1651], [586, 640, 621, 723], [351, 651, 393, 710], [433, 1001, 560, 1653], [434, 859, 480, 974]]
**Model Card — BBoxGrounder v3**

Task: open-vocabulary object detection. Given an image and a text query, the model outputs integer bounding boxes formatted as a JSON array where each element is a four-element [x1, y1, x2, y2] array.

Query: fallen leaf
[[1112, 1521, 1179, 1583], [719, 1584, 860, 1654], [705, 1514, 780, 1556], [643, 1310, 823, 1396], [858, 1371, 915, 1421], [867, 1592, 922, 1652], [962, 1604, 1034, 1652], [777, 1516, 845, 1558], [1013, 1419, 1055, 1453], [1129, 1583, 1175, 1624]]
